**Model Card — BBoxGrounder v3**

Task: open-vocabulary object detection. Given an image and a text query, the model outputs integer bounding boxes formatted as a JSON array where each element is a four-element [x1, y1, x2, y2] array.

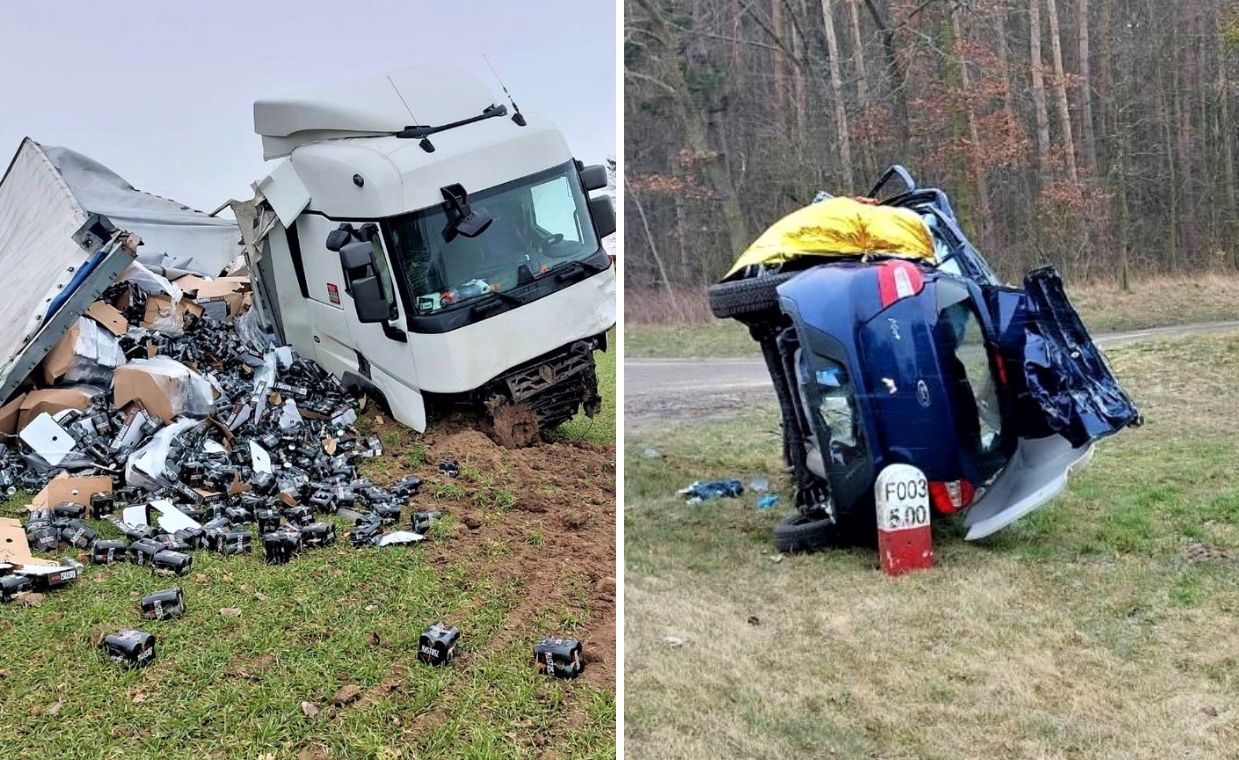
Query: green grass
[[625, 332, 1239, 759], [0, 462, 614, 758], [550, 328, 616, 444]]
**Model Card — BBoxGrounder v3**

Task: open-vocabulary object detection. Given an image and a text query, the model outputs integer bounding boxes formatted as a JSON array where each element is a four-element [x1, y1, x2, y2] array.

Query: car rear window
[[797, 354, 865, 468]]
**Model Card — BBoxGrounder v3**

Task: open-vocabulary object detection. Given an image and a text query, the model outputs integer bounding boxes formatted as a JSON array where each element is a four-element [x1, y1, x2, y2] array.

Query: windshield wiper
[[547, 257, 608, 281]]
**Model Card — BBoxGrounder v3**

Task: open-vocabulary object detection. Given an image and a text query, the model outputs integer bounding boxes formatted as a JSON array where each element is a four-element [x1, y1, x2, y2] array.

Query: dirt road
[[625, 320, 1239, 431]]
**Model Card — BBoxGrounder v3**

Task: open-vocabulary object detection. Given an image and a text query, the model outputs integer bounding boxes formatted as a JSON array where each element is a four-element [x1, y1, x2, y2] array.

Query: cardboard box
[[30, 472, 112, 509], [0, 517, 57, 567], [112, 290, 203, 334], [0, 392, 27, 436], [112, 358, 213, 423], [17, 386, 100, 430], [174, 275, 249, 319], [39, 309, 127, 386]]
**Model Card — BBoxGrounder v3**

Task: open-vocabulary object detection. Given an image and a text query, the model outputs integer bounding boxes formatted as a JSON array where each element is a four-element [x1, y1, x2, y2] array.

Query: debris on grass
[[417, 622, 460, 666], [677, 479, 743, 503]]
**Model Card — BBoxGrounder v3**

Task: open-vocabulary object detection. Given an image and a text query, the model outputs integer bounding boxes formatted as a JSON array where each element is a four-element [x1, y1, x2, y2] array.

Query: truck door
[[326, 219, 424, 429]]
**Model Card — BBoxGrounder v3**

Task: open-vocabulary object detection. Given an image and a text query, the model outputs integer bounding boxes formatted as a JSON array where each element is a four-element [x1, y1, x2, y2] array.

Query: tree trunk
[[1076, 0, 1098, 176], [636, 0, 751, 257], [1029, 0, 1052, 185], [772, 0, 788, 129], [848, 0, 875, 176], [821, 0, 856, 191], [863, 0, 910, 148], [950, 5, 989, 237], [1045, 0, 1079, 183], [791, 1, 807, 134]]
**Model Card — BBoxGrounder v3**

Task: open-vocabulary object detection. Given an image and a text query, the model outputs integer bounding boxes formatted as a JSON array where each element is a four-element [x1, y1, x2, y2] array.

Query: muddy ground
[[360, 411, 616, 689]]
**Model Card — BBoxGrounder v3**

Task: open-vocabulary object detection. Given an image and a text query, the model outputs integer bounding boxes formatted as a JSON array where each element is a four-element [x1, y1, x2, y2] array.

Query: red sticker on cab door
[[327, 283, 341, 305]]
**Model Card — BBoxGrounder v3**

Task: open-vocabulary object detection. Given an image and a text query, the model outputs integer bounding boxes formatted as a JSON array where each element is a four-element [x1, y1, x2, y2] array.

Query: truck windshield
[[386, 161, 600, 315]]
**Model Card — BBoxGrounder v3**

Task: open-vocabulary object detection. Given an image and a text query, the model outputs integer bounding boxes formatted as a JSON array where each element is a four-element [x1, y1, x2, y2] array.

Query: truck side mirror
[[338, 240, 391, 323], [579, 164, 608, 192], [588, 196, 615, 238]]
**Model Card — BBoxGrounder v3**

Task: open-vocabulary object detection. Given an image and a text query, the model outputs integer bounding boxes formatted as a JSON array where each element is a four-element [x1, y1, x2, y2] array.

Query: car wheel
[[772, 511, 836, 553], [706, 272, 797, 321]]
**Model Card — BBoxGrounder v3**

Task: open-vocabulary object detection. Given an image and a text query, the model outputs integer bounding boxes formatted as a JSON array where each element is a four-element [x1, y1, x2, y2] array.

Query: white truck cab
[[239, 64, 616, 438]]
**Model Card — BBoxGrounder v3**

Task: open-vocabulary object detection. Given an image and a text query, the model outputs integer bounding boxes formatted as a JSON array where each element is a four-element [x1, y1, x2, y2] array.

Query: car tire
[[772, 511, 836, 553], [707, 272, 797, 321]]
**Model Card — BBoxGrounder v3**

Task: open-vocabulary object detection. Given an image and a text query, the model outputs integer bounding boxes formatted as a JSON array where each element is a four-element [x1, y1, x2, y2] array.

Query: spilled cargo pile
[[0, 251, 595, 681], [0, 258, 435, 600]]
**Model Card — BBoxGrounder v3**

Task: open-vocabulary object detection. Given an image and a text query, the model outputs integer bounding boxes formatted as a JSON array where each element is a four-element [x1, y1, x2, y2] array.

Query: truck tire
[[707, 273, 796, 321], [772, 512, 836, 553]]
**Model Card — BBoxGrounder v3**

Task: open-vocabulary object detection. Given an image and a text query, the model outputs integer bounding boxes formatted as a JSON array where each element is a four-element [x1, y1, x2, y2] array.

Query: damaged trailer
[[708, 166, 1141, 551]]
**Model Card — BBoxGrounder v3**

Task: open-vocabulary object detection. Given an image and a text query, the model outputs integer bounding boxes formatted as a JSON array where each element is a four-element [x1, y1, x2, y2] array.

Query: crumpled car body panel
[[1008, 267, 1141, 447]]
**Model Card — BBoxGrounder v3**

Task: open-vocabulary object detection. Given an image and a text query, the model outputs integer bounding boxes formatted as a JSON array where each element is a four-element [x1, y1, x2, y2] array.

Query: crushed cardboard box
[[39, 310, 128, 386], [112, 358, 214, 423], [17, 386, 101, 430], [173, 276, 249, 321], [29, 472, 112, 510]]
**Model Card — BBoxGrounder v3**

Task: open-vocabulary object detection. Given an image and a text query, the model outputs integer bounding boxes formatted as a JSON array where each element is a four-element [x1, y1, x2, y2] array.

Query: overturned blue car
[[707, 167, 1140, 552]]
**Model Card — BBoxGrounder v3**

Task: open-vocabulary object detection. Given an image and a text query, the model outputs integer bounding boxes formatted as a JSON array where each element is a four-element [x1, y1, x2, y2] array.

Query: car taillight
[[877, 260, 925, 308], [928, 479, 975, 514]]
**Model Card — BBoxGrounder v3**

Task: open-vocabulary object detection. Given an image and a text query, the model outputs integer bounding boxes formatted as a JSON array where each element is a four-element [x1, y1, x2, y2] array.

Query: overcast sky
[[0, 0, 615, 213]]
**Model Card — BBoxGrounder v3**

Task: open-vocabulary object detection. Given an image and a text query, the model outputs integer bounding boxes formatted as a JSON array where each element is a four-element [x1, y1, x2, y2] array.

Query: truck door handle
[[381, 321, 407, 343]]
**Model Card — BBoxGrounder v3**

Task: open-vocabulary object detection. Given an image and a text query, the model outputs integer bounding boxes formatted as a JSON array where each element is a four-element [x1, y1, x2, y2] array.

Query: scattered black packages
[[224, 506, 254, 525], [130, 538, 165, 566], [411, 511, 443, 535], [173, 526, 207, 550], [90, 539, 129, 565], [438, 460, 460, 478], [250, 471, 276, 494], [262, 528, 301, 565], [117, 521, 157, 542], [0, 574, 32, 603], [533, 637, 584, 679], [90, 492, 116, 519], [255, 508, 282, 534], [308, 489, 334, 512], [285, 505, 313, 527], [152, 550, 193, 577], [140, 587, 186, 621], [351, 516, 383, 548], [101, 628, 156, 669], [391, 476, 422, 498], [60, 519, 98, 549], [373, 503, 402, 525], [418, 622, 460, 666], [300, 521, 336, 548], [26, 523, 60, 553], [52, 503, 86, 520], [19, 564, 78, 591], [210, 529, 252, 555]]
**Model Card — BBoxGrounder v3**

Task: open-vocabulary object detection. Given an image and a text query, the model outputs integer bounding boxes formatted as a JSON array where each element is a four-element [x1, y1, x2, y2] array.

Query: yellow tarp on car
[[724, 197, 935, 279]]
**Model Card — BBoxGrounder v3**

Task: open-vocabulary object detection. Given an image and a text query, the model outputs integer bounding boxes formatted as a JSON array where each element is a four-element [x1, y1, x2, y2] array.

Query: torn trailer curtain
[[723, 197, 935, 280], [37, 142, 242, 277]]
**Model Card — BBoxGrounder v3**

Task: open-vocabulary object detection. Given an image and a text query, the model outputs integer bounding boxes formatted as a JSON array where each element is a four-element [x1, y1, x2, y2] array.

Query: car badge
[[916, 380, 931, 408], [888, 317, 901, 341]]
